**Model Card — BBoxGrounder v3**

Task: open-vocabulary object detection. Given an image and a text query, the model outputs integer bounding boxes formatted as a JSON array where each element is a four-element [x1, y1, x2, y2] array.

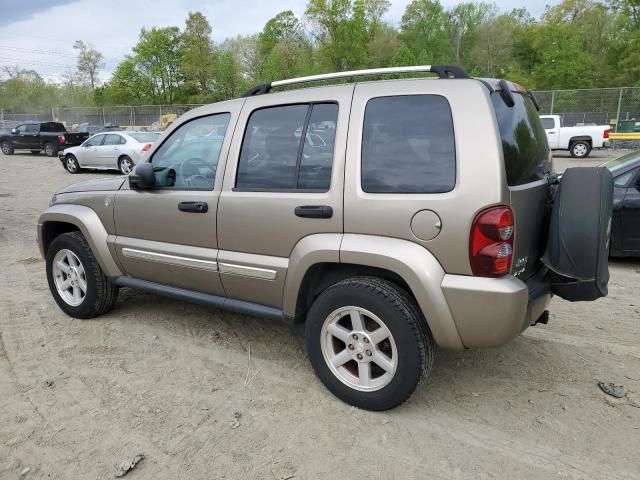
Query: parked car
[[540, 114, 610, 158], [604, 151, 640, 257], [37, 66, 613, 410], [0, 121, 89, 157], [59, 131, 161, 174]]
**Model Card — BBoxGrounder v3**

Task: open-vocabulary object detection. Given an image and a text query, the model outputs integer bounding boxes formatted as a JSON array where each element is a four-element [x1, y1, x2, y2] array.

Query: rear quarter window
[[492, 92, 551, 186], [361, 95, 456, 193]]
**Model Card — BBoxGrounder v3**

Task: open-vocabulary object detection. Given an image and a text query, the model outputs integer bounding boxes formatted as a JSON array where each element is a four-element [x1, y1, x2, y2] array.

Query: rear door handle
[[294, 205, 333, 218], [178, 201, 208, 213]]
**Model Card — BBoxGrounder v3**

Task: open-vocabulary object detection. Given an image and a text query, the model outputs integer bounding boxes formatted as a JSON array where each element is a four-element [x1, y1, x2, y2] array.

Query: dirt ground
[[1, 148, 639, 480]]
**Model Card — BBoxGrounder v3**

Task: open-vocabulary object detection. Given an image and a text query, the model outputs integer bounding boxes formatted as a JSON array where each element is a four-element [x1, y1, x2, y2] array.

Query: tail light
[[603, 129, 610, 139], [141, 143, 152, 153], [470, 206, 514, 277], [57, 135, 65, 144]]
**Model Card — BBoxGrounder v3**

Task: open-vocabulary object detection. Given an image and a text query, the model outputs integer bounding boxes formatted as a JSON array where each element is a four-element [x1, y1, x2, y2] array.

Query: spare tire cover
[[542, 167, 614, 302]]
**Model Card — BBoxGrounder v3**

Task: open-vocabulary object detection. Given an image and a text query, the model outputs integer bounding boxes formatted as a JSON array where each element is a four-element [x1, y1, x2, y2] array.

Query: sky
[[0, 0, 560, 82]]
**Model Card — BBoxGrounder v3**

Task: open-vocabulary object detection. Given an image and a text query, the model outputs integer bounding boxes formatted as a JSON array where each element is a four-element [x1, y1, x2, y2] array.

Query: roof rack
[[242, 64, 470, 97]]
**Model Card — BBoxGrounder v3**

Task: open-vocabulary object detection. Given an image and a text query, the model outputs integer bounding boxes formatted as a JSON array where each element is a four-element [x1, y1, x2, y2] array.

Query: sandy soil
[[1, 149, 639, 480]]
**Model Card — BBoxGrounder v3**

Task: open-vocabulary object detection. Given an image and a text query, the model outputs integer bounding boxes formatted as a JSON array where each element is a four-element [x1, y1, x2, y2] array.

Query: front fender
[[37, 204, 122, 277]]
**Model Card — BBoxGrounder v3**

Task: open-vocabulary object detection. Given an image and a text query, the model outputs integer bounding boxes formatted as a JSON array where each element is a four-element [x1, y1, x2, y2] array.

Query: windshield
[[491, 91, 551, 186], [129, 132, 161, 143], [602, 150, 640, 174]]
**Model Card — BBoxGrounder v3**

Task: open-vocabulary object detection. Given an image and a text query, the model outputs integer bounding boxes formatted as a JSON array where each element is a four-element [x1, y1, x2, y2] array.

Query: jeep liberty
[[38, 65, 613, 410]]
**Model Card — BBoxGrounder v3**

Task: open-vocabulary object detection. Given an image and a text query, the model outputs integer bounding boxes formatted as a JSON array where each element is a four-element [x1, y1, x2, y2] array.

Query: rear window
[[41, 122, 65, 132], [129, 132, 161, 143], [362, 95, 456, 193], [492, 92, 551, 186]]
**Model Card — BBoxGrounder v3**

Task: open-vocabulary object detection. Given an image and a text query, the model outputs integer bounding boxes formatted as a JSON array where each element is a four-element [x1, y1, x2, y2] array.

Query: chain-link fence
[[4, 87, 640, 132]]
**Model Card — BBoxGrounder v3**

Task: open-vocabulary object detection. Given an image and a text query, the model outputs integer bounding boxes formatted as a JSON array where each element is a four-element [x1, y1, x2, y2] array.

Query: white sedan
[[58, 131, 161, 175]]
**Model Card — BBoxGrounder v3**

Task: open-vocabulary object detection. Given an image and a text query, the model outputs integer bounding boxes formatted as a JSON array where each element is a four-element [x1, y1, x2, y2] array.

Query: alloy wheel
[[320, 306, 398, 392], [52, 249, 87, 306]]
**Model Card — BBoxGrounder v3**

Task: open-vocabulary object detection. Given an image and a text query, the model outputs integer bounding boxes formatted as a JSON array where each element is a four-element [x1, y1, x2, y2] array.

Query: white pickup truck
[[540, 115, 610, 158]]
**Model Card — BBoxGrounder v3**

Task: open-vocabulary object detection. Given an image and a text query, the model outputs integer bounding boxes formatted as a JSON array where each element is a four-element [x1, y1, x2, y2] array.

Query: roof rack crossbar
[[242, 64, 470, 97]]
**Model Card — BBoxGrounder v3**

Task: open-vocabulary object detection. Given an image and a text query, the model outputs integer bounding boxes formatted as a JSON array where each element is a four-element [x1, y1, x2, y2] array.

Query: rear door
[[217, 85, 350, 308], [491, 86, 552, 279], [101, 134, 124, 167]]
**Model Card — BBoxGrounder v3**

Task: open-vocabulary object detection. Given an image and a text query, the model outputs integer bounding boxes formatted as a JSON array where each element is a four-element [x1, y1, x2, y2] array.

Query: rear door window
[[492, 92, 551, 186], [103, 134, 123, 146], [541, 117, 555, 129], [361, 95, 456, 193]]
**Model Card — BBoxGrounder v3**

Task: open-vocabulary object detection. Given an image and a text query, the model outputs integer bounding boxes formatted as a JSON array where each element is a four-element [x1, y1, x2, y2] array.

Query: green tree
[[133, 27, 184, 103], [181, 12, 215, 96], [399, 0, 451, 63], [73, 40, 104, 90], [446, 2, 496, 63]]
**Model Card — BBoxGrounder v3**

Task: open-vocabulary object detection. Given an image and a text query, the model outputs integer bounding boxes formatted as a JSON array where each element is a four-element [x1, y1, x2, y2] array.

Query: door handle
[[548, 131, 556, 134], [178, 201, 208, 213], [294, 205, 333, 218]]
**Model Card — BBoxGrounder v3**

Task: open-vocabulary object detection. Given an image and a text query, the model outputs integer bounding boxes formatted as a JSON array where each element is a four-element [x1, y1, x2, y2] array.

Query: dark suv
[[0, 121, 89, 157]]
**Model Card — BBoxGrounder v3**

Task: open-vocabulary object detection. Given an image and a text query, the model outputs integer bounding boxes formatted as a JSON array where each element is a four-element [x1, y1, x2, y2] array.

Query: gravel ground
[[1, 149, 639, 480]]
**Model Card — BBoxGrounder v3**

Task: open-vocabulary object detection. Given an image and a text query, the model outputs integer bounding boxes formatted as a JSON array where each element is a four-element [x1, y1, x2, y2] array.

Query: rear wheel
[[46, 232, 118, 319], [65, 154, 81, 174], [1, 141, 13, 155], [570, 141, 591, 158], [305, 276, 434, 411], [118, 156, 134, 175], [44, 142, 57, 157]]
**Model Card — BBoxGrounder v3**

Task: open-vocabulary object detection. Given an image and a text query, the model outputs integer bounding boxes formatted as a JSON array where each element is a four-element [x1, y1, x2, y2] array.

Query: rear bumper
[[441, 269, 551, 348]]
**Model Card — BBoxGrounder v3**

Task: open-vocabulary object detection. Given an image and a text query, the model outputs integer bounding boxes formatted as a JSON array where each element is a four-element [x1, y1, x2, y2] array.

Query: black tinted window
[[541, 117, 555, 129], [41, 122, 65, 132], [237, 103, 338, 191], [25, 124, 39, 133], [492, 92, 551, 186], [362, 95, 455, 193]]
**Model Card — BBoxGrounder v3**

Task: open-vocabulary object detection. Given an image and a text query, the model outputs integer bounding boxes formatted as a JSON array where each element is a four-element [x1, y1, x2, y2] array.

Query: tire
[[118, 155, 134, 175], [45, 231, 118, 319], [64, 154, 81, 174], [305, 276, 434, 411], [30, 149, 41, 155], [570, 141, 591, 158], [1, 141, 13, 155], [44, 142, 58, 157]]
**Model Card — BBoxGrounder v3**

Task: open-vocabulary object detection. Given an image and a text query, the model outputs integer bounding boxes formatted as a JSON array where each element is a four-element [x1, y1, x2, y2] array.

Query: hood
[[57, 177, 126, 194]]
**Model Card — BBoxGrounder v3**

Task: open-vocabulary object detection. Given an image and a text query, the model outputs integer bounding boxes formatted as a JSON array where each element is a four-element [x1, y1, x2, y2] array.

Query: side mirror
[[129, 162, 155, 189], [11, 128, 16, 134]]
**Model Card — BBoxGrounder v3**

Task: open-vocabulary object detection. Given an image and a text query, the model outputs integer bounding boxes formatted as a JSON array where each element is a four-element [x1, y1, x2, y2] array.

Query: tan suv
[[38, 65, 613, 410]]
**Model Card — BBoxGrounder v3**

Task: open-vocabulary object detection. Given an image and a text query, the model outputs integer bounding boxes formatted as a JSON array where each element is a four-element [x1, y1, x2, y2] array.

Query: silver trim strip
[[272, 65, 433, 87], [121, 248, 218, 272], [218, 262, 277, 280]]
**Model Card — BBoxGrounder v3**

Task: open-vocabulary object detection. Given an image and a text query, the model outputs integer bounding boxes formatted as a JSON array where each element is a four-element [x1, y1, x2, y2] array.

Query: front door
[[621, 169, 640, 253], [217, 85, 351, 308], [76, 134, 104, 166], [113, 106, 240, 295], [542, 117, 560, 149]]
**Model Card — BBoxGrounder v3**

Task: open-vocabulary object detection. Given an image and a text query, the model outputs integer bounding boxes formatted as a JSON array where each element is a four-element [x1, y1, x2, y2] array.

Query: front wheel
[[65, 154, 81, 174], [570, 141, 591, 158], [118, 156, 134, 175], [45, 232, 118, 319], [305, 277, 434, 411], [1, 141, 14, 155], [44, 142, 58, 157]]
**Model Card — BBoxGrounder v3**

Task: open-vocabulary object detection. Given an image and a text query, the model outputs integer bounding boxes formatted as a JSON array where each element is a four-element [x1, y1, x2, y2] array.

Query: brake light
[[603, 129, 610, 139], [58, 135, 65, 144], [141, 143, 152, 153], [469, 206, 514, 277]]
